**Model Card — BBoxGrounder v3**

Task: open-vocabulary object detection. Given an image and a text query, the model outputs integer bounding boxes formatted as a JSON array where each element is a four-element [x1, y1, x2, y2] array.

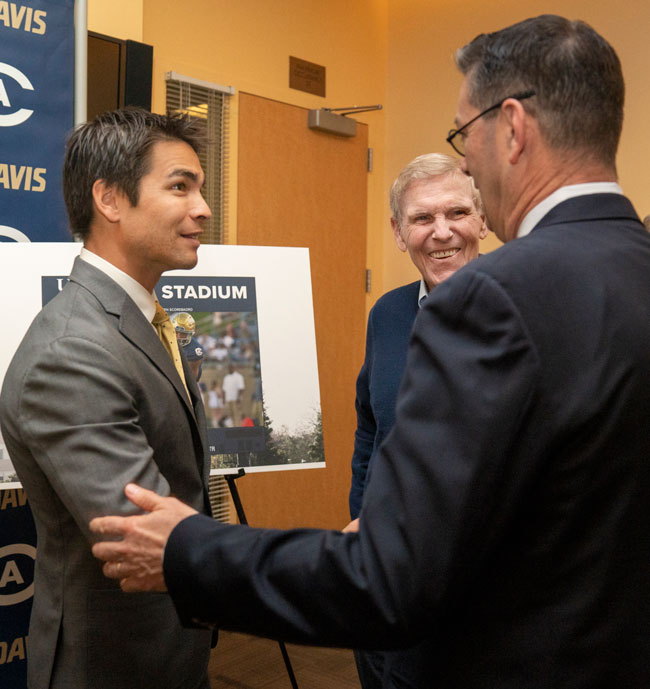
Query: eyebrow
[[407, 203, 473, 216], [169, 169, 199, 182], [168, 168, 206, 188]]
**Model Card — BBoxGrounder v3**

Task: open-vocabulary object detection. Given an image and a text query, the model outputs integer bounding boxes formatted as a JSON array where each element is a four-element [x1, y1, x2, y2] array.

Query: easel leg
[[225, 469, 300, 689]]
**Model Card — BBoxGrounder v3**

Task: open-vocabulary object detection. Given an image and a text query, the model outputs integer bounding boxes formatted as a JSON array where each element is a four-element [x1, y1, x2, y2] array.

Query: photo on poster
[[155, 275, 266, 458]]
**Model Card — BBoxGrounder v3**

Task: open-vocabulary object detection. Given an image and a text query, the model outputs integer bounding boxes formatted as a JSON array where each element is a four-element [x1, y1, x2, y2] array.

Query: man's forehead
[[147, 140, 205, 183], [403, 177, 476, 210], [150, 139, 200, 167]]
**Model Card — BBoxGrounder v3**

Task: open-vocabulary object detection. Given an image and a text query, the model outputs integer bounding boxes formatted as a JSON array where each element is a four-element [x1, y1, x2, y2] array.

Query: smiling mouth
[[431, 248, 460, 259]]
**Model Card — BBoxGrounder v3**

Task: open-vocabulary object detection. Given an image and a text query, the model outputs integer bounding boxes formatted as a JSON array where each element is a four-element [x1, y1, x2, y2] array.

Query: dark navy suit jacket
[[164, 194, 650, 688], [349, 280, 420, 518]]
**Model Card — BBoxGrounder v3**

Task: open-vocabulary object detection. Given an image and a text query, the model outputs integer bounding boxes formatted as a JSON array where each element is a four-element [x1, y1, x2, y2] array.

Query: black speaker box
[[87, 32, 153, 119], [124, 39, 153, 111]]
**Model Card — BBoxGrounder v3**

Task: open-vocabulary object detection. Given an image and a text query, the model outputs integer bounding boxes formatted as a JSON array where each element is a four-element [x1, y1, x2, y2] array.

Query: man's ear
[[91, 179, 122, 223], [479, 215, 489, 239], [391, 217, 407, 252], [501, 98, 528, 165]]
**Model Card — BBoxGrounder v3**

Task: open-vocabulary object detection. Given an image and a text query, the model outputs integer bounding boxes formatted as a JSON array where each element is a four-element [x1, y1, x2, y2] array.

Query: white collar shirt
[[79, 247, 158, 324], [517, 182, 623, 239], [418, 279, 429, 308]]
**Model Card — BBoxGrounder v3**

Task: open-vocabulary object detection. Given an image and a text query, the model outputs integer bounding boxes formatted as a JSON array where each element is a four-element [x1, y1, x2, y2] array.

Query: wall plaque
[[289, 56, 325, 97]]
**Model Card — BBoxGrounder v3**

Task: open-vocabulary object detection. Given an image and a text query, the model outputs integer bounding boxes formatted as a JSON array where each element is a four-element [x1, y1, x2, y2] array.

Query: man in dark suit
[[91, 17, 650, 689], [0, 108, 214, 689]]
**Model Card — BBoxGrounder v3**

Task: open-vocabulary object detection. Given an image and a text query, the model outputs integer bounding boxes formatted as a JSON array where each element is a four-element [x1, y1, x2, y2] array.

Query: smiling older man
[[349, 154, 487, 523], [347, 154, 486, 689]]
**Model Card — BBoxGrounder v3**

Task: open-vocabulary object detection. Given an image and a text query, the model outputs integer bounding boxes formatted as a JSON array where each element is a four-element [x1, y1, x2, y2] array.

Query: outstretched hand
[[90, 483, 198, 592]]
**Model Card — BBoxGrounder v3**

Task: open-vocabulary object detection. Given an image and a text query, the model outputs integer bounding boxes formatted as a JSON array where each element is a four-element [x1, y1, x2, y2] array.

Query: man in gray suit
[[0, 108, 213, 689]]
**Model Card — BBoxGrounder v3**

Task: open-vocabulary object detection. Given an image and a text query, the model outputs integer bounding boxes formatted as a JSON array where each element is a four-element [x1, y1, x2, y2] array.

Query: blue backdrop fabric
[[1, 1, 74, 685], [0, 0, 74, 242], [0, 491, 36, 684]]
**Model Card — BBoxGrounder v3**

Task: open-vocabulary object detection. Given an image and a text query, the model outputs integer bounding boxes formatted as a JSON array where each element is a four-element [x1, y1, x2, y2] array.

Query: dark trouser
[[354, 646, 428, 689], [354, 648, 386, 689]]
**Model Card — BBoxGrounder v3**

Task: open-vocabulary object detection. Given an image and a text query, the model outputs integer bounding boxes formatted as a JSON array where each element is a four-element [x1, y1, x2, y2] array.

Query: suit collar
[[68, 257, 199, 420], [78, 248, 156, 322], [518, 183, 623, 238], [68, 256, 131, 316], [530, 193, 641, 233]]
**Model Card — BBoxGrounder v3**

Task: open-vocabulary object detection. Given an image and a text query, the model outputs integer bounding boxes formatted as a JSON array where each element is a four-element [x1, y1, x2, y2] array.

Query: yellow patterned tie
[[152, 302, 190, 401]]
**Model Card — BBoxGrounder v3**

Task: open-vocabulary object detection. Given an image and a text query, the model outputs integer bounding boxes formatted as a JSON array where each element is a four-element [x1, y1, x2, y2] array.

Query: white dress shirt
[[79, 247, 158, 324], [517, 182, 623, 238]]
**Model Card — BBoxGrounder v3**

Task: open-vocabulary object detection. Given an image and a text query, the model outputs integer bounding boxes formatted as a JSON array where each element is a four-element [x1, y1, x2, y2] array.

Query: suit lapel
[[118, 303, 197, 413], [68, 257, 202, 434], [182, 355, 210, 487], [68, 257, 210, 507]]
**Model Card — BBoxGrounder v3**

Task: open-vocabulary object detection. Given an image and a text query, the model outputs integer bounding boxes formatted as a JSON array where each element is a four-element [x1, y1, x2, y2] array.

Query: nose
[[192, 191, 212, 222], [430, 216, 454, 241]]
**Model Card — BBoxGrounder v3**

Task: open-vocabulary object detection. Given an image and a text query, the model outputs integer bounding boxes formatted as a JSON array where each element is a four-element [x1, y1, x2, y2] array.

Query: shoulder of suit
[[69, 257, 135, 317], [371, 281, 420, 313], [445, 215, 634, 304]]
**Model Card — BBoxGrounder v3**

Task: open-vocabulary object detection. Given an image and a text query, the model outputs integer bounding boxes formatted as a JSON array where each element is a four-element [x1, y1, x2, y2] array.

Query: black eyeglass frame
[[446, 90, 536, 156]]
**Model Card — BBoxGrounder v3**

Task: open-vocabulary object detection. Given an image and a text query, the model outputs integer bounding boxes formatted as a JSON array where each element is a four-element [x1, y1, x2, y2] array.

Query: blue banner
[[0, 489, 36, 685], [1, 2, 74, 684], [0, 0, 75, 242]]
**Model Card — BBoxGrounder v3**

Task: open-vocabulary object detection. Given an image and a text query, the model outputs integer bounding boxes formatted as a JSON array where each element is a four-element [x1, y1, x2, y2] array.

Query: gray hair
[[455, 15, 624, 169], [63, 107, 206, 240], [390, 153, 483, 227]]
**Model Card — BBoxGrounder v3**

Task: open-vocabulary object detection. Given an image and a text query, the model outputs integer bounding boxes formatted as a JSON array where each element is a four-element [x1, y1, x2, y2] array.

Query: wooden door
[[236, 92, 368, 529]]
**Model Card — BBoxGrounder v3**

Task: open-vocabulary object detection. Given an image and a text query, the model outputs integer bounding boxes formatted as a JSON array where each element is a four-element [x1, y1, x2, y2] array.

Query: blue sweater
[[349, 280, 420, 519]]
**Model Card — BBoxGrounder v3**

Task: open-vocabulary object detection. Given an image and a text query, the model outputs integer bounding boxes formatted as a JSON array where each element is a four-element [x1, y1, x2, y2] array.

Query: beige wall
[[384, 0, 650, 291], [88, 0, 143, 41], [88, 0, 650, 304]]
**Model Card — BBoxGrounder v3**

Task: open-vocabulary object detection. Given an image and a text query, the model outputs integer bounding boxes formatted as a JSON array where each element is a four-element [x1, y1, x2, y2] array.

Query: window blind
[[208, 475, 232, 523], [165, 71, 233, 244]]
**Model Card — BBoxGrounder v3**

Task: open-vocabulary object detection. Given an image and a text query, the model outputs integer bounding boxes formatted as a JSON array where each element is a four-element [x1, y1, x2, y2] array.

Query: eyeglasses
[[446, 90, 535, 156]]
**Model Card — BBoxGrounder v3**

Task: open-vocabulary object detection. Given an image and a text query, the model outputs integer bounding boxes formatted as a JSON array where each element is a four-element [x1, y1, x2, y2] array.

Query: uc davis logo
[[0, 544, 36, 606], [0, 226, 30, 242], [0, 62, 34, 127]]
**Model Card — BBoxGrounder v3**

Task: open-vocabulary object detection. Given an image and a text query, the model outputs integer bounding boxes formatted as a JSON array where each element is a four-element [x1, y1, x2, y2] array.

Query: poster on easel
[[0, 243, 325, 488]]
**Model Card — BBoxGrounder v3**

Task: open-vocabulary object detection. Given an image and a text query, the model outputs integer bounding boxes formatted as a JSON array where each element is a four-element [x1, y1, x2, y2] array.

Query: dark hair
[[63, 107, 205, 239], [455, 15, 624, 168]]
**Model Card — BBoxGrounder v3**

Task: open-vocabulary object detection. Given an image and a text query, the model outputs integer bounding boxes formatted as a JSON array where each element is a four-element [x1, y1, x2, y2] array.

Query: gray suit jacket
[[0, 257, 212, 689]]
